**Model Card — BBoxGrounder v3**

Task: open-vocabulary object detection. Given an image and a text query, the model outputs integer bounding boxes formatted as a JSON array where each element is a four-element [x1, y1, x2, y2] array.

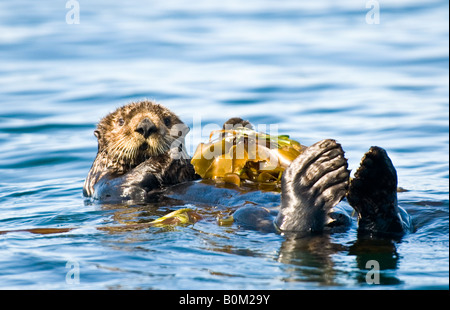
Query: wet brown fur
[[83, 100, 193, 198]]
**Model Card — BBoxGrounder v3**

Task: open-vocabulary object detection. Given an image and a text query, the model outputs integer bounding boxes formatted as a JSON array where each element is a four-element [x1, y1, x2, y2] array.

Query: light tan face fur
[[95, 101, 187, 171]]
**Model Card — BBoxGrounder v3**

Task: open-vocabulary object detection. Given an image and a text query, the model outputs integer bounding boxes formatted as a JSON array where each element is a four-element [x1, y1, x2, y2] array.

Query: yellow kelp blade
[[149, 208, 202, 227], [191, 127, 306, 186], [217, 215, 234, 226]]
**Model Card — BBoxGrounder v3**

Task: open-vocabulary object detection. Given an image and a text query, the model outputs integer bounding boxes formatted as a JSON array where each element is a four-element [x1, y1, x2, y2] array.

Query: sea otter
[[84, 100, 412, 237], [83, 101, 198, 201]]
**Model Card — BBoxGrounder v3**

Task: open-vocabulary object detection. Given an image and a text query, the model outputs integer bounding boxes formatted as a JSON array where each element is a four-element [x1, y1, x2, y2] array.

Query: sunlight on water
[[0, 0, 448, 290]]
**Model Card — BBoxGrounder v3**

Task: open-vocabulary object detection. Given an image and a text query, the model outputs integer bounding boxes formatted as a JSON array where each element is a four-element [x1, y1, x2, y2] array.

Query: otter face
[[95, 100, 188, 171]]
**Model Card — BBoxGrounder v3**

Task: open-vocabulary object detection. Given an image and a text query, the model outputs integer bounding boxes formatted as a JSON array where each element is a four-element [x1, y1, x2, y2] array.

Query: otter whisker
[[84, 100, 197, 199]]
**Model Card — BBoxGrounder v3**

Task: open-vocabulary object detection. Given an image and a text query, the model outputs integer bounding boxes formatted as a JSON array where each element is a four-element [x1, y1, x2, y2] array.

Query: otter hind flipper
[[276, 139, 350, 233], [347, 146, 411, 237]]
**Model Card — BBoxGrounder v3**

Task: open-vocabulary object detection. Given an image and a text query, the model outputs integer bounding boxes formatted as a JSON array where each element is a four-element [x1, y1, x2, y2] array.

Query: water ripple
[[0, 0, 447, 290]]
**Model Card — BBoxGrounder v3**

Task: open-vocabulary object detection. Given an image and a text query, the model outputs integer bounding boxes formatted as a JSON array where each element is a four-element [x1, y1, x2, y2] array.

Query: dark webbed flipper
[[276, 139, 350, 232], [347, 147, 411, 236]]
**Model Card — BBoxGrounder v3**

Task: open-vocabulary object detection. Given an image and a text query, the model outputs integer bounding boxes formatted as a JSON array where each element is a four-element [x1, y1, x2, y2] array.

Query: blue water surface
[[0, 0, 448, 289]]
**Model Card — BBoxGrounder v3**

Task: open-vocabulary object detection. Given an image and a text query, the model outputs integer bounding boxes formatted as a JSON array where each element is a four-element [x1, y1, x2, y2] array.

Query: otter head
[[94, 100, 189, 173]]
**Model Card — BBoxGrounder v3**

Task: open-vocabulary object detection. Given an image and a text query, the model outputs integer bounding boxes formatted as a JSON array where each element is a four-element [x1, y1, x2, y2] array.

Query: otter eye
[[163, 117, 171, 127], [118, 118, 125, 126]]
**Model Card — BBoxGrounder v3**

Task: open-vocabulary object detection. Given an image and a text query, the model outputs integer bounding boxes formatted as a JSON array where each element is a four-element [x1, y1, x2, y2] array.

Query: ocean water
[[0, 0, 448, 290]]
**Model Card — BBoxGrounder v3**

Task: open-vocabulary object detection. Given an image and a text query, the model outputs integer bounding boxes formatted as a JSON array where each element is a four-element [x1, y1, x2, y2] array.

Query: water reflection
[[349, 238, 402, 285], [277, 234, 344, 285], [0, 194, 427, 288], [277, 233, 402, 286], [93, 197, 405, 286]]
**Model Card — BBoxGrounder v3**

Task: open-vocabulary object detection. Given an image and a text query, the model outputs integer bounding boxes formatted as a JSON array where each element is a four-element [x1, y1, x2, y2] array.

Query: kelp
[[148, 208, 202, 227], [99, 208, 203, 231], [0, 209, 204, 235], [191, 127, 306, 188]]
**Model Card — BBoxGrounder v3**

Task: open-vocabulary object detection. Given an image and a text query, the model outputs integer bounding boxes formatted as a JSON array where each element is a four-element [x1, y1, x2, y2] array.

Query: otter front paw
[[276, 139, 350, 232]]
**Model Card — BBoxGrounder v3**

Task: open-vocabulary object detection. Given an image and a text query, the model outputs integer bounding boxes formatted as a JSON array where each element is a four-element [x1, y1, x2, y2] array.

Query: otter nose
[[136, 118, 157, 138]]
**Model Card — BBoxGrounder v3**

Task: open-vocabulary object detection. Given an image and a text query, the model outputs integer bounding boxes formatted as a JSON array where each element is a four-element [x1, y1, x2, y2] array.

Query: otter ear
[[94, 130, 101, 140]]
